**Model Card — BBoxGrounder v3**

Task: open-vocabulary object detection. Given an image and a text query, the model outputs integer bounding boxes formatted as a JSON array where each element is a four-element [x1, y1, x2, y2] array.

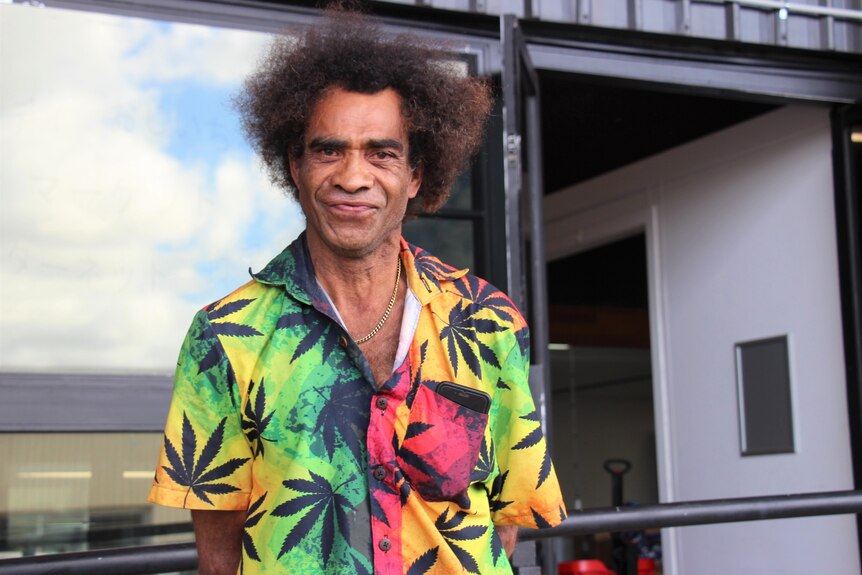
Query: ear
[[288, 154, 301, 186], [407, 164, 423, 200]]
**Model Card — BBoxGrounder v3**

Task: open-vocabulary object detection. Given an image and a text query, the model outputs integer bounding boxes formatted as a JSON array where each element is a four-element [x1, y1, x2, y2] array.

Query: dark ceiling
[[547, 233, 648, 308], [538, 74, 778, 311], [538, 72, 779, 194]]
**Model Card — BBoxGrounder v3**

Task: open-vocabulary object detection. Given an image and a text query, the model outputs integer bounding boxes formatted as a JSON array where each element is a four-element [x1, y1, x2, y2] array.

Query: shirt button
[[375, 396, 388, 410], [373, 466, 386, 481], [339, 335, 349, 348], [378, 537, 391, 552]]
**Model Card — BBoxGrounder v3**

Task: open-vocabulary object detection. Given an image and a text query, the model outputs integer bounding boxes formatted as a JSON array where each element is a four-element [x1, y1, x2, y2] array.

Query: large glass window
[[402, 172, 479, 271], [0, 4, 301, 374], [0, 433, 191, 558], [0, 3, 494, 562], [0, 3, 294, 558]]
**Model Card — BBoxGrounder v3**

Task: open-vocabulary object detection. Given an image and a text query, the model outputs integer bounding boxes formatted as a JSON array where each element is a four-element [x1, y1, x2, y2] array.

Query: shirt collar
[[249, 232, 317, 307], [398, 237, 468, 305], [251, 232, 469, 307]]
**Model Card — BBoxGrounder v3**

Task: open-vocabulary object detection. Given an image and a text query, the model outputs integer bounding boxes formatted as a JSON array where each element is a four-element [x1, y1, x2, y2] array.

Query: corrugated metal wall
[[380, 0, 862, 53]]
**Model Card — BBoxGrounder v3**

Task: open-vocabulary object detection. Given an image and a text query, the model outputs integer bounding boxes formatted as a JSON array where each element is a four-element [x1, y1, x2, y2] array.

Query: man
[[149, 12, 565, 575]]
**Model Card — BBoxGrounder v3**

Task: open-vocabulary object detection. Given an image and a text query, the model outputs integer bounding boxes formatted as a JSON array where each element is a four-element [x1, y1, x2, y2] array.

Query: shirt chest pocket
[[396, 382, 489, 503]]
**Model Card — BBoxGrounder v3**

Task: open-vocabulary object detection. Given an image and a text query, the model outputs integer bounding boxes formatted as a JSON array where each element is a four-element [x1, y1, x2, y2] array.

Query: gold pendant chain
[[354, 257, 402, 345]]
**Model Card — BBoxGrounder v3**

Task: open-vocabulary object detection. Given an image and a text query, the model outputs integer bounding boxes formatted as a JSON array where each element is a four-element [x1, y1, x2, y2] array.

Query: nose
[[331, 151, 373, 193]]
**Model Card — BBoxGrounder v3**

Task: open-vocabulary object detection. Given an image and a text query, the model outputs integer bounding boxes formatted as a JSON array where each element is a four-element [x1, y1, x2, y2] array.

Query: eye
[[310, 146, 340, 162], [372, 150, 396, 161]]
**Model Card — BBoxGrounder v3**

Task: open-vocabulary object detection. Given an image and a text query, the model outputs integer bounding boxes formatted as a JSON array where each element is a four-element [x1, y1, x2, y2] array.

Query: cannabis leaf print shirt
[[149, 234, 565, 574]]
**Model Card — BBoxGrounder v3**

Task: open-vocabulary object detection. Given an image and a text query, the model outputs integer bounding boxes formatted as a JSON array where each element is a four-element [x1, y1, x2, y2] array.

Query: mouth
[[325, 199, 378, 216]]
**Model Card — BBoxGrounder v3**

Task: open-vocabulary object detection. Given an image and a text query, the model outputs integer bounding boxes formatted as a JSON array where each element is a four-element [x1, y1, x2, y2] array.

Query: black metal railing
[[1, 521, 192, 549], [518, 489, 862, 539], [0, 490, 859, 575], [0, 541, 198, 575]]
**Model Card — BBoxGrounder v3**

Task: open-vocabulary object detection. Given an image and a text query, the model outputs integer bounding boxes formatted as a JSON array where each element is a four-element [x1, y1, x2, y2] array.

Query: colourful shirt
[[149, 234, 565, 574]]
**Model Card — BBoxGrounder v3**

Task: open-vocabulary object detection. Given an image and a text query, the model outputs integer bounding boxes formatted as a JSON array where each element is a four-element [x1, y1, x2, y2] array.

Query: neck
[[304, 231, 407, 383], [306, 233, 403, 310]]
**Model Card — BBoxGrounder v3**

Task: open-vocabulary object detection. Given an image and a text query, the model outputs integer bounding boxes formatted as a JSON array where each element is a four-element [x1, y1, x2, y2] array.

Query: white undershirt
[[317, 280, 422, 372]]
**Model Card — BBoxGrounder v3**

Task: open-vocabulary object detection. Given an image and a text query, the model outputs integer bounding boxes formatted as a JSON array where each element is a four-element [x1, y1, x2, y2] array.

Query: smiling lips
[[325, 197, 378, 216]]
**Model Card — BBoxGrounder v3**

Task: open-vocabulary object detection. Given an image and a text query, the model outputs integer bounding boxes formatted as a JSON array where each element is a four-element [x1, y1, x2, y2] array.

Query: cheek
[[295, 177, 317, 212], [297, 158, 329, 181], [296, 165, 315, 187]]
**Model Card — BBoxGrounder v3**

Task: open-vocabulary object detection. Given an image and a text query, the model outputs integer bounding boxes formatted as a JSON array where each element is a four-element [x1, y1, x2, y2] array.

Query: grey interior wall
[[550, 347, 658, 511]]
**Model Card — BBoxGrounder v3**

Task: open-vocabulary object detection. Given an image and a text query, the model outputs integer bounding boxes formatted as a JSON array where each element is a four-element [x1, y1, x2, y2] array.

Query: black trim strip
[[831, 103, 862, 563], [0, 372, 172, 432]]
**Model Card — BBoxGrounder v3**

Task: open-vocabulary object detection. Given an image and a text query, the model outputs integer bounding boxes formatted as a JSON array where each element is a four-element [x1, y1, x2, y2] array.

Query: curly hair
[[236, 11, 493, 215]]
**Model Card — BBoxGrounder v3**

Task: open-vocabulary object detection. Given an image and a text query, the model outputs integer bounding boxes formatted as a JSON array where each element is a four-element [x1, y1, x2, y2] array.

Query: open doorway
[[547, 234, 659, 566], [548, 234, 653, 508], [539, 75, 779, 571]]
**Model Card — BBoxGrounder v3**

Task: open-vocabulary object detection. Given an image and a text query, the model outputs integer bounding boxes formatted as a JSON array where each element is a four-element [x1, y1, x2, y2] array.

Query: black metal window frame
[[832, 103, 862, 560], [520, 18, 862, 105], [406, 53, 497, 283]]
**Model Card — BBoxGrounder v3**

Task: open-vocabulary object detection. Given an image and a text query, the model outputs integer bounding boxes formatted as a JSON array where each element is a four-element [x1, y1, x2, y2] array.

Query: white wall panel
[[659, 105, 856, 575], [546, 105, 859, 574]]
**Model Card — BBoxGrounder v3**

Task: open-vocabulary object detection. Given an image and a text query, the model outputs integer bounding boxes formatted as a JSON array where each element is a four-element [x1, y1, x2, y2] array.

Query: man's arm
[[192, 509, 246, 575], [496, 524, 519, 558]]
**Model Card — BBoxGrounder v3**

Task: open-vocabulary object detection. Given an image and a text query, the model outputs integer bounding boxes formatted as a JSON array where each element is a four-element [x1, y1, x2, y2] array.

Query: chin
[[324, 236, 380, 259]]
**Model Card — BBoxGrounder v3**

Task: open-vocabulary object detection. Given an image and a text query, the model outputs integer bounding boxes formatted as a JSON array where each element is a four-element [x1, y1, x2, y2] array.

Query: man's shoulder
[[191, 276, 291, 335], [202, 277, 272, 312], [403, 240, 525, 329], [196, 237, 307, 321], [439, 271, 525, 326]]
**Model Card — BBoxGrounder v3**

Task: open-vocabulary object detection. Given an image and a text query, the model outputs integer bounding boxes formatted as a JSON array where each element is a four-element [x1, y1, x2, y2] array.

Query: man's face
[[290, 87, 421, 260]]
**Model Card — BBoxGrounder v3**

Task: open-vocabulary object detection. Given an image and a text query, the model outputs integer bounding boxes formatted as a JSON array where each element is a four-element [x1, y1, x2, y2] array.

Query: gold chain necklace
[[354, 257, 401, 345]]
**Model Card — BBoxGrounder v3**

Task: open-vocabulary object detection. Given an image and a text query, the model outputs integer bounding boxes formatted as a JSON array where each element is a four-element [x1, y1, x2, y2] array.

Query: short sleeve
[[148, 309, 253, 511], [488, 330, 566, 528]]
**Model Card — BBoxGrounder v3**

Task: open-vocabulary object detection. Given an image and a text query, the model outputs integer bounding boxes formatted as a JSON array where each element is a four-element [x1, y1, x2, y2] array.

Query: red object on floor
[[558, 560, 614, 575], [559, 558, 656, 575], [637, 558, 657, 575]]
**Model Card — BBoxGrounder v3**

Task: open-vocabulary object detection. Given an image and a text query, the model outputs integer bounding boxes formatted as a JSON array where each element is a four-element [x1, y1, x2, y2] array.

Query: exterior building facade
[[1, 0, 860, 574]]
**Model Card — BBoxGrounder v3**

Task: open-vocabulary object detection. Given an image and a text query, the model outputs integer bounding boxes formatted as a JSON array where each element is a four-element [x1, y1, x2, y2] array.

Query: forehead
[[306, 87, 407, 141]]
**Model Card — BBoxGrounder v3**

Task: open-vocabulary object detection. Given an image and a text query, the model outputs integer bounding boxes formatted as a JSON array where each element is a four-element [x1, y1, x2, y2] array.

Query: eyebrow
[[366, 139, 404, 152], [307, 137, 404, 152]]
